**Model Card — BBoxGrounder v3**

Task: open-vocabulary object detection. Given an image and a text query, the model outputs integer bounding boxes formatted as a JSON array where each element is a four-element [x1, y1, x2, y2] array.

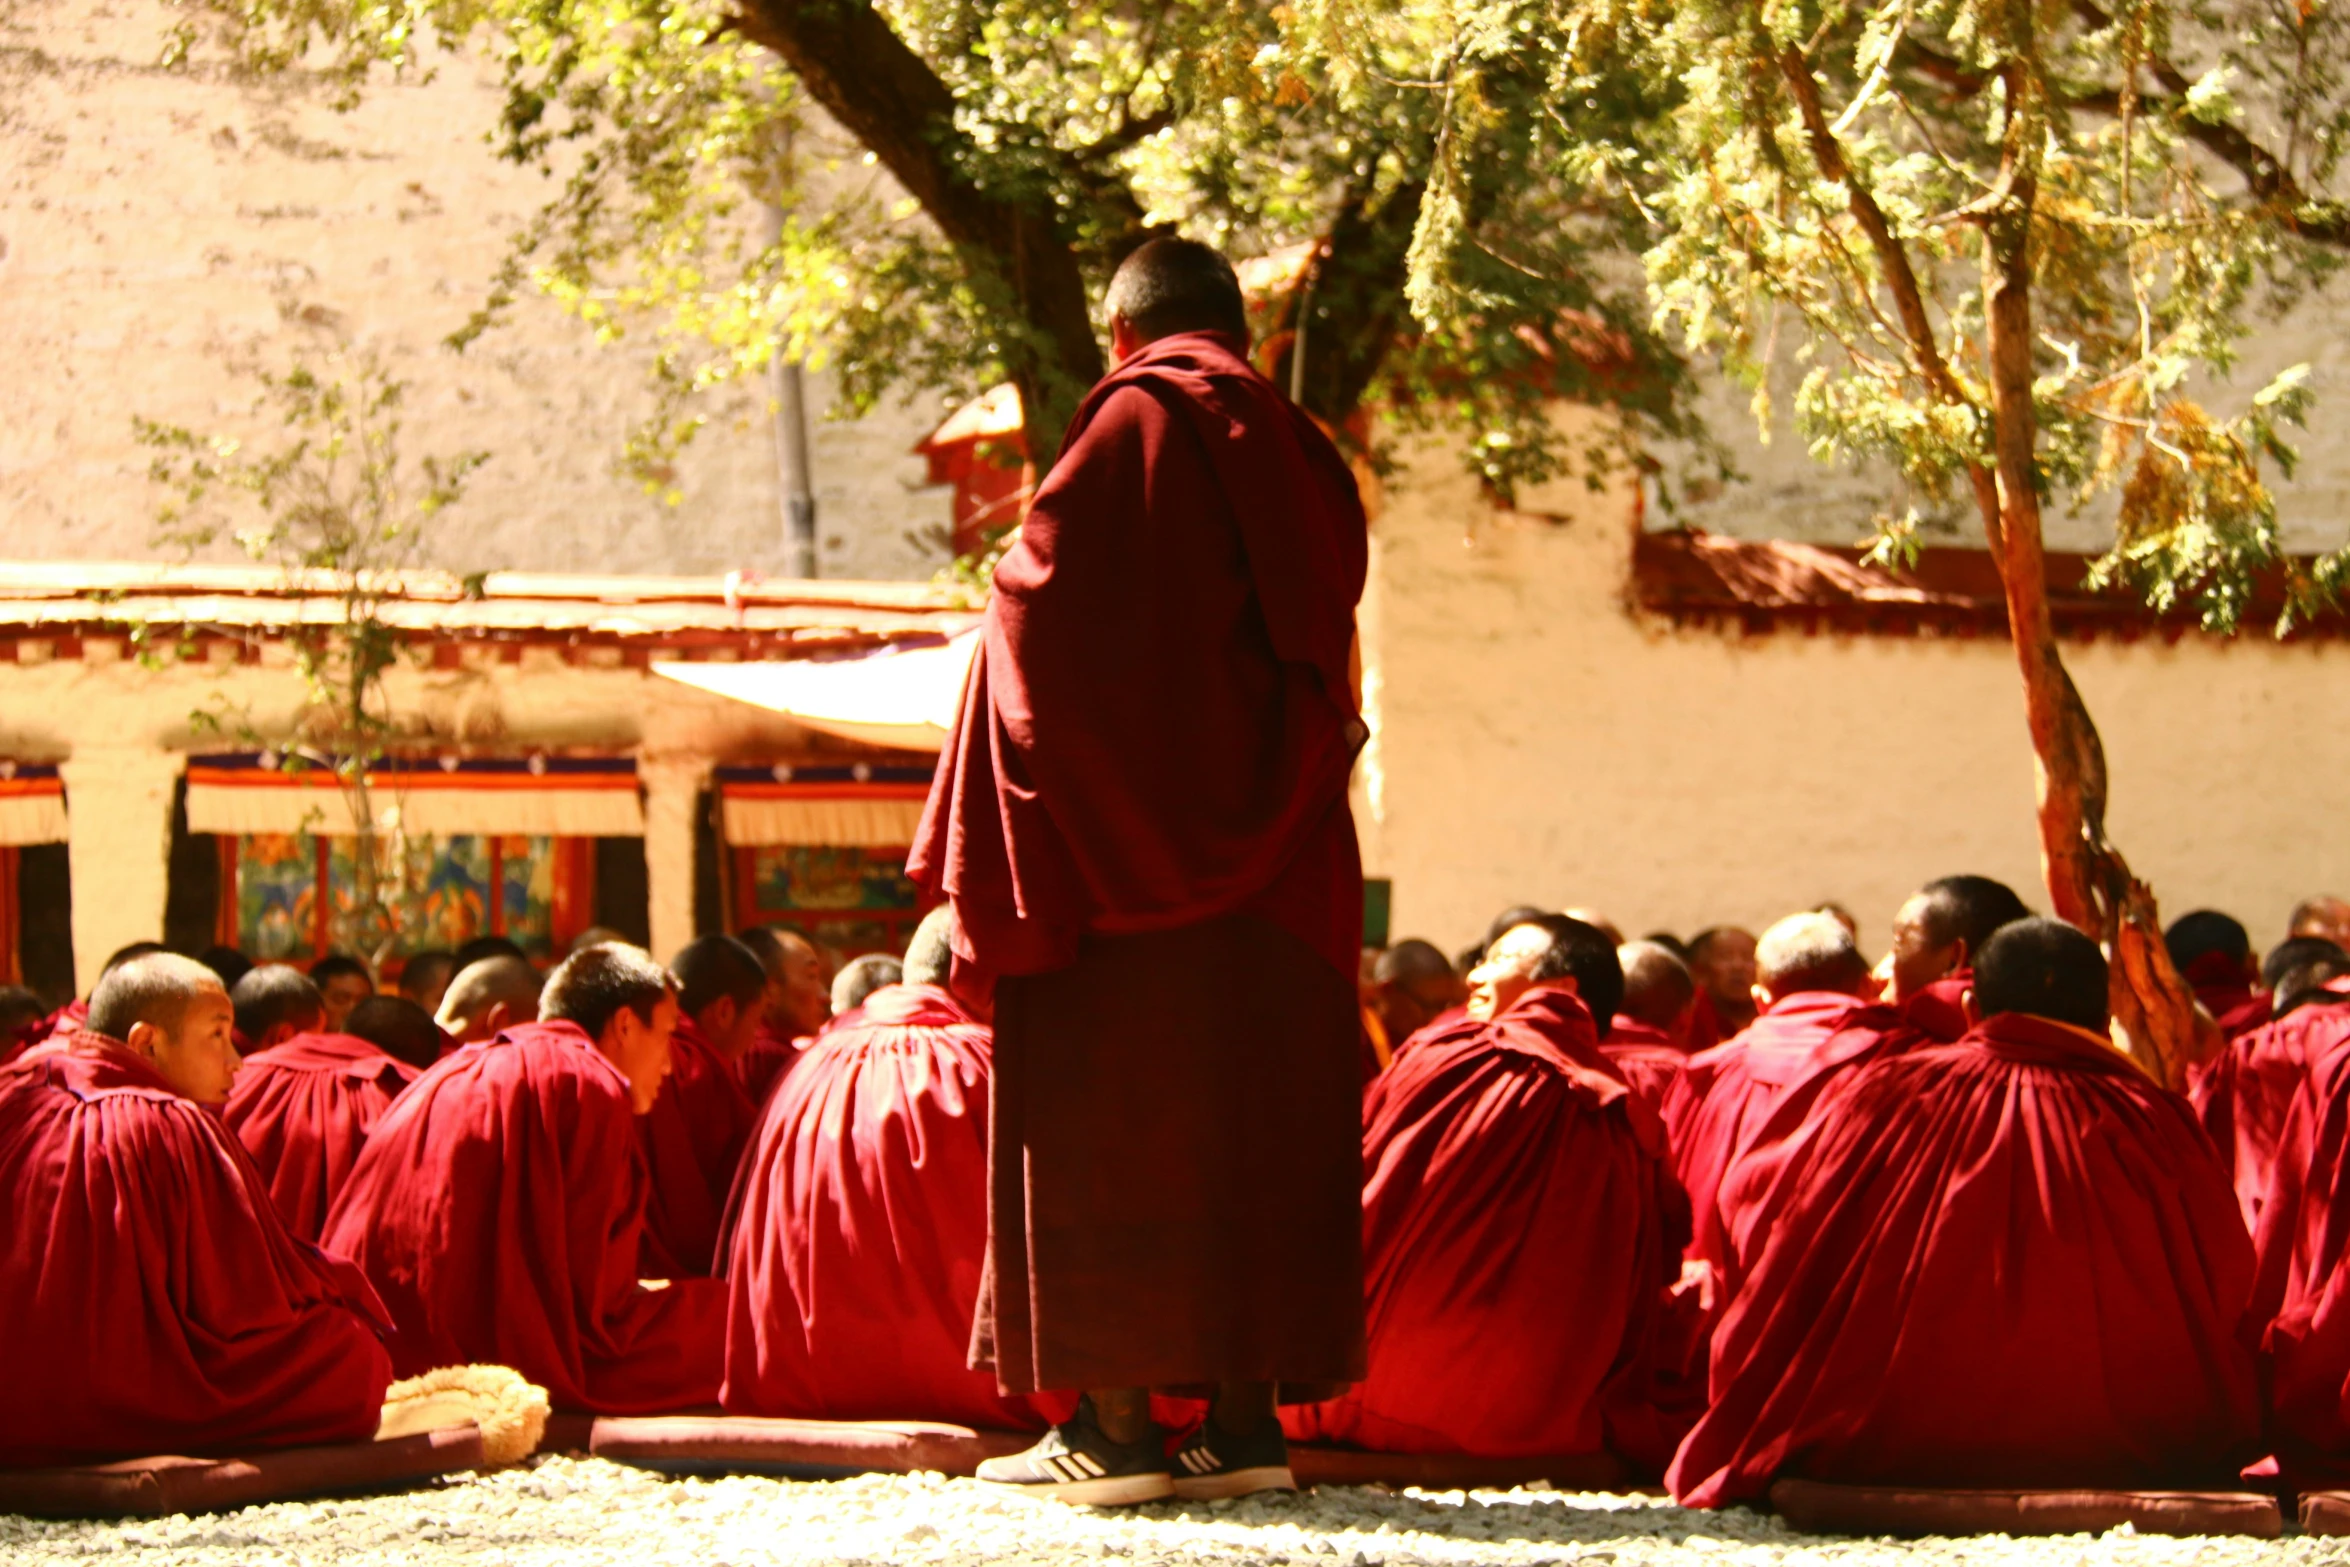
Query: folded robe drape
[[2196, 998, 2350, 1234], [321, 1019, 724, 1415], [637, 1015, 758, 1279], [735, 1023, 808, 1111], [2247, 1013, 2350, 1486], [1601, 1017, 1690, 1108], [1662, 991, 1877, 1276], [1667, 1012, 2261, 1508], [1283, 987, 1678, 1463], [0, 1036, 393, 1466], [718, 984, 1053, 1430], [222, 1031, 418, 1243]]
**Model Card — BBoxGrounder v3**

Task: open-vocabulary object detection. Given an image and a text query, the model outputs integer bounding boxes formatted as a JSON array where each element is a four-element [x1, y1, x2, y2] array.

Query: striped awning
[[0, 763, 66, 846], [715, 762, 935, 847], [185, 754, 645, 837]]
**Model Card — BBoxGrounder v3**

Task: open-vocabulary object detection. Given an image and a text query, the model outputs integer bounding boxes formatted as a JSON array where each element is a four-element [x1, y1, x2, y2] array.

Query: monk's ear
[[702, 995, 738, 1038], [123, 1018, 163, 1061], [484, 1002, 512, 1039], [263, 1021, 298, 1050], [1961, 988, 1981, 1027], [1948, 938, 1971, 975]]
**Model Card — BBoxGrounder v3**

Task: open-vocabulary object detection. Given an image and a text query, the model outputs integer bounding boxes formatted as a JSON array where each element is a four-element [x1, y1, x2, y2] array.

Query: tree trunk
[[1977, 184, 2205, 1088]]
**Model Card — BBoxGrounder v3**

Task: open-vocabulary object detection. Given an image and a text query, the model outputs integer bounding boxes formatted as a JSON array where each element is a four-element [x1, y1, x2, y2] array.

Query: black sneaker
[[1169, 1414, 1296, 1500], [974, 1397, 1174, 1506]]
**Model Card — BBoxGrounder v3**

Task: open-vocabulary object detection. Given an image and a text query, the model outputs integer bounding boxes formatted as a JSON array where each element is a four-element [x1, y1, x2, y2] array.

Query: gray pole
[[762, 202, 818, 578]]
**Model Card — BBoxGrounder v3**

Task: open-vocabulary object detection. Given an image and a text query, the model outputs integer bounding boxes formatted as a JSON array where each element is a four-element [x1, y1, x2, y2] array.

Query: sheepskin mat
[[1769, 1478, 2284, 1538], [0, 1425, 485, 1519]]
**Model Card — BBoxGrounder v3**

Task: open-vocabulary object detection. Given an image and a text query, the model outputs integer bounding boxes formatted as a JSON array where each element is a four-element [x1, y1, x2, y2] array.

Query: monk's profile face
[[1886, 893, 1963, 1003], [765, 937, 832, 1039], [604, 992, 680, 1114], [1467, 924, 1569, 1022], [134, 984, 241, 1106]]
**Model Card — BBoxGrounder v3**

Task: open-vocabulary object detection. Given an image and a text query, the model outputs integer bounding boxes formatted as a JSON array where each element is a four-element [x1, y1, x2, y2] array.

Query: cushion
[[1288, 1445, 1626, 1492], [587, 1416, 1034, 1478], [2300, 1491, 2350, 1534], [1770, 1478, 2282, 1538], [0, 1425, 484, 1519], [540, 1412, 600, 1455]]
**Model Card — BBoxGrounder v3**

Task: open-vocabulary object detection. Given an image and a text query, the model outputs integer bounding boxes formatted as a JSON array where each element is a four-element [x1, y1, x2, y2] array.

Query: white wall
[[1361, 418, 2350, 961], [0, 0, 956, 582]]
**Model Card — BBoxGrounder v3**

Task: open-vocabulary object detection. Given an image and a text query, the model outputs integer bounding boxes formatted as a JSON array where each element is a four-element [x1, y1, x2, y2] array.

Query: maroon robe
[[222, 1030, 419, 1243], [2246, 1014, 2350, 1485], [0, 1036, 392, 1465], [735, 1022, 807, 1109], [908, 330, 1368, 1395], [719, 984, 1054, 1429], [2196, 996, 2350, 1232], [638, 1015, 758, 1279], [1602, 1017, 1690, 1108], [1284, 987, 1677, 1463], [1662, 991, 1876, 1276], [320, 1020, 724, 1415], [1668, 1012, 2259, 1507], [2185, 952, 2271, 1043]]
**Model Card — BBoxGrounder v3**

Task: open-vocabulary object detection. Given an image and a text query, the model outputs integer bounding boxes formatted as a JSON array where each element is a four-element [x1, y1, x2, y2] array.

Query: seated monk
[[433, 953, 540, 1049], [1668, 919, 2260, 1507], [2197, 937, 2350, 1231], [398, 948, 458, 1016], [638, 935, 764, 1278], [832, 953, 903, 1015], [310, 953, 376, 1034], [0, 985, 50, 1066], [721, 907, 1053, 1429], [2168, 909, 2270, 1042], [1365, 938, 1463, 1073], [1283, 915, 1677, 1465], [0, 954, 392, 1465], [222, 980, 434, 1243], [734, 926, 833, 1106], [323, 943, 724, 1415], [1683, 927, 1759, 1051], [1606, 940, 1698, 1106], [1664, 913, 1876, 1276], [1880, 874, 2035, 1041]]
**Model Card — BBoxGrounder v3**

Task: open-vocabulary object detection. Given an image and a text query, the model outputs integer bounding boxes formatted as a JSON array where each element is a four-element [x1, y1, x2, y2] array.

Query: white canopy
[[653, 632, 978, 753]]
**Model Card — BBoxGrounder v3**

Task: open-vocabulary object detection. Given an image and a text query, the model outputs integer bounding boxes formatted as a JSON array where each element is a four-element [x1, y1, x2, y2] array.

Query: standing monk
[[911, 237, 1368, 1505]]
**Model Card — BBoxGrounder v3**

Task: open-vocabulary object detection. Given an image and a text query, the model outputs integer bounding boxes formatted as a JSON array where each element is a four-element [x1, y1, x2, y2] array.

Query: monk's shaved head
[[91, 953, 225, 1042], [1976, 918, 2109, 1033], [1471, 914, 1620, 1025], [345, 994, 445, 1071], [100, 941, 169, 979], [671, 935, 767, 1019], [833, 954, 903, 1014], [2267, 937, 2350, 1017], [1106, 236, 1246, 343], [1485, 905, 1552, 950], [1374, 939, 1451, 988], [1915, 876, 2034, 957], [1617, 940, 1697, 1030], [2292, 897, 2350, 947], [543, 943, 675, 1043], [2166, 910, 2253, 976], [231, 964, 326, 1044], [437, 955, 542, 1041], [742, 924, 831, 1038], [904, 905, 956, 990], [1757, 913, 1871, 999], [1563, 908, 1625, 949]]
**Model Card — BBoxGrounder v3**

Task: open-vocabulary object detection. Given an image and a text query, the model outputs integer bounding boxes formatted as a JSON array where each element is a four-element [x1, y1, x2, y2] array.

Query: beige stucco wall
[[1360, 418, 2350, 962], [0, 0, 957, 581]]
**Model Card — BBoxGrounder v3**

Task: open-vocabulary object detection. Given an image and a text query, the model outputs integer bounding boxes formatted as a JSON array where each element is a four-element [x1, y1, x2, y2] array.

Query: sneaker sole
[[978, 1471, 1176, 1507], [1170, 1464, 1296, 1501]]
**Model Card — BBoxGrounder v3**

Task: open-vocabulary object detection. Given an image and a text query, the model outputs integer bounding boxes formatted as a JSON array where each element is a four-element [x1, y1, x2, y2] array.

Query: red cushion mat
[[1771, 1478, 2282, 1538], [589, 1417, 1032, 1476], [2301, 1491, 2350, 1534], [0, 1426, 485, 1519], [1289, 1445, 1626, 1491]]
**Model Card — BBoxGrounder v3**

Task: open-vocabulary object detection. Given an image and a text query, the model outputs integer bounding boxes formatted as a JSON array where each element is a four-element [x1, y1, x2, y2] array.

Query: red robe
[[735, 1023, 808, 1109], [1668, 1012, 2260, 1507], [222, 1031, 419, 1244], [1602, 1017, 1690, 1108], [638, 1015, 758, 1279], [1283, 987, 1677, 1462], [2185, 953, 2271, 1043], [2246, 1014, 2350, 1485], [2196, 997, 2350, 1232], [320, 1020, 724, 1415], [0, 1035, 393, 1465], [719, 984, 1053, 1429], [1662, 991, 1876, 1276]]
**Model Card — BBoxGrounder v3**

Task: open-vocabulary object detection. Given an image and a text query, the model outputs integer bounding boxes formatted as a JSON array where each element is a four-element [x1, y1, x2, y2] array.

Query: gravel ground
[[5, 1458, 2347, 1567]]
